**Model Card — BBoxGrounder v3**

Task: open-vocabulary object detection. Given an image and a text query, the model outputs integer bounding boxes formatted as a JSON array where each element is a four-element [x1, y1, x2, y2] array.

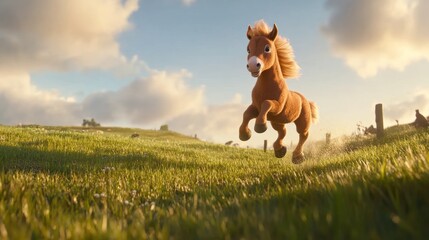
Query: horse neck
[[257, 55, 288, 91]]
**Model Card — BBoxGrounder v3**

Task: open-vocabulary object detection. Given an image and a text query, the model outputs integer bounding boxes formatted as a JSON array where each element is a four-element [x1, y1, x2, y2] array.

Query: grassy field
[[0, 125, 428, 239]]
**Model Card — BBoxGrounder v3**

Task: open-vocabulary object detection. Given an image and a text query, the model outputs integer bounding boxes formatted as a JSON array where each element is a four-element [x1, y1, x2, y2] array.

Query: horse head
[[246, 24, 278, 78]]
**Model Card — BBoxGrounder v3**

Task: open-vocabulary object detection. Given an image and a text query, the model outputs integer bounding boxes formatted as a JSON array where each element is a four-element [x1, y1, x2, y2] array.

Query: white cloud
[[0, 68, 205, 127], [0, 71, 81, 125], [0, 0, 149, 125], [323, 0, 429, 78], [384, 92, 429, 123], [168, 95, 245, 143], [82, 69, 205, 125], [181, 0, 196, 6], [0, 0, 139, 72]]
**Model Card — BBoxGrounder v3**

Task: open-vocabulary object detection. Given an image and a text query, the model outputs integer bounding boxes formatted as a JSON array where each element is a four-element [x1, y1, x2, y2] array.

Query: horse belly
[[267, 111, 297, 124]]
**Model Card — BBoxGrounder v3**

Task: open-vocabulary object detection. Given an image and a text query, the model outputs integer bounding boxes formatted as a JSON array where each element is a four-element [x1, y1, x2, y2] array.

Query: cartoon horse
[[239, 20, 318, 164]]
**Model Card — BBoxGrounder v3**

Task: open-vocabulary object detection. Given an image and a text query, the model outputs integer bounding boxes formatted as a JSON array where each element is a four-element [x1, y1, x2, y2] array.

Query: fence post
[[375, 103, 384, 138], [264, 140, 267, 152], [326, 133, 331, 145]]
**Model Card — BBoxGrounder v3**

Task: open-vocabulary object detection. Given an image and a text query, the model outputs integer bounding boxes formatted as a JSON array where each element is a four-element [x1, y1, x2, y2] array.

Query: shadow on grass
[[232, 176, 428, 240], [181, 169, 429, 240]]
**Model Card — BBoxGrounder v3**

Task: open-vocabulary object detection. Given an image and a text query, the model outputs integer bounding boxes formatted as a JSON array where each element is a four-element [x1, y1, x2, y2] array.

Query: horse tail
[[309, 101, 319, 124]]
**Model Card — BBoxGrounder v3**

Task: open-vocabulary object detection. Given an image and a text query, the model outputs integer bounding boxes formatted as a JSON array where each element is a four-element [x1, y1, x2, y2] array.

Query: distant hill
[[15, 124, 198, 142]]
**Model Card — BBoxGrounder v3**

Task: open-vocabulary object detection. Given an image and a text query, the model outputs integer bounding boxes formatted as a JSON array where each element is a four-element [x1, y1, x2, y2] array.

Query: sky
[[1, 0, 429, 148]]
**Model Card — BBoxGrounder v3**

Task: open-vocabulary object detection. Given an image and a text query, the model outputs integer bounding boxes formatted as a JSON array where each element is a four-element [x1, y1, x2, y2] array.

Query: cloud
[[82, 69, 205, 125], [0, 69, 205, 127], [168, 94, 245, 143], [0, 68, 245, 144], [0, 71, 81, 125], [0, 0, 138, 72], [384, 92, 429, 123], [323, 0, 429, 78], [181, 0, 196, 6]]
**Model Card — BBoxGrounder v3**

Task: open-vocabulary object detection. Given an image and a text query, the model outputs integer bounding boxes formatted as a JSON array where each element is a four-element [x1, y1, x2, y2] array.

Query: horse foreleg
[[239, 105, 259, 141], [271, 122, 287, 158], [255, 100, 281, 133]]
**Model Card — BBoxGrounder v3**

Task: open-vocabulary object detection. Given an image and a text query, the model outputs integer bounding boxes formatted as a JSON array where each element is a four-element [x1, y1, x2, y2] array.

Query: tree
[[160, 124, 169, 131], [82, 118, 101, 127], [82, 119, 89, 127]]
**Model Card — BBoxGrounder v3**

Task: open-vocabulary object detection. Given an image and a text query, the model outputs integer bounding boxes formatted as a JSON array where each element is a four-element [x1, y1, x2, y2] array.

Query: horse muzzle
[[247, 56, 264, 78]]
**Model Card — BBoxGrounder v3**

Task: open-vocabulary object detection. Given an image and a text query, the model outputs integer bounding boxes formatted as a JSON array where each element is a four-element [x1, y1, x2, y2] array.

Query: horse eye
[[264, 45, 271, 53]]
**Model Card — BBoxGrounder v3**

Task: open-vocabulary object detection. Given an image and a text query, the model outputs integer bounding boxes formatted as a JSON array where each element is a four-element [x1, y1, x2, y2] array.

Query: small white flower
[[94, 193, 100, 198], [150, 202, 156, 211], [102, 167, 115, 173], [100, 193, 107, 198]]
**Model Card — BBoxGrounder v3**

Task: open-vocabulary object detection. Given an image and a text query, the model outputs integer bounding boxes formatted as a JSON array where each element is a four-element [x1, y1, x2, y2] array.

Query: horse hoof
[[274, 146, 287, 158], [239, 129, 251, 141], [292, 153, 305, 164], [254, 123, 267, 133]]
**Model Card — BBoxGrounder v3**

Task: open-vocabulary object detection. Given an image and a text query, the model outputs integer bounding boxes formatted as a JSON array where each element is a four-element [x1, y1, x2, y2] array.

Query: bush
[[160, 124, 169, 131]]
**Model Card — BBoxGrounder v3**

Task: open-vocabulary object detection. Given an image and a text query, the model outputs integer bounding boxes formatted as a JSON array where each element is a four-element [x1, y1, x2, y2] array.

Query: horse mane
[[250, 20, 300, 79]]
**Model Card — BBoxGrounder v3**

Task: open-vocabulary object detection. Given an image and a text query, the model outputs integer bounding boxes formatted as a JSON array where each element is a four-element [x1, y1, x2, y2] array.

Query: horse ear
[[247, 25, 253, 40], [268, 24, 278, 41]]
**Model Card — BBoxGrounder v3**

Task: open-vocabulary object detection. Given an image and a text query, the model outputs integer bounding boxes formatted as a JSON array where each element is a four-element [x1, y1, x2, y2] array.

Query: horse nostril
[[256, 63, 261, 69], [247, 64, 249, 69]]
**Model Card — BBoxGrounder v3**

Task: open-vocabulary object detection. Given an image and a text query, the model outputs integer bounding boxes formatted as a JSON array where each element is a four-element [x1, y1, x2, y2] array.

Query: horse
[[239, 20, 318, 164]]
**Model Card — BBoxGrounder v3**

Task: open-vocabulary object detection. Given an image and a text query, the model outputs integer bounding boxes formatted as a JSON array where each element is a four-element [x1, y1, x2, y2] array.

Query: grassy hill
[[0, 125, 428, 239]]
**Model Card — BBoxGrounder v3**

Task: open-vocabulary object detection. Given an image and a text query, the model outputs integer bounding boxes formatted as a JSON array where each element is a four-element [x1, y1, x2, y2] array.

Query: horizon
[[1, 0, 428, 147]]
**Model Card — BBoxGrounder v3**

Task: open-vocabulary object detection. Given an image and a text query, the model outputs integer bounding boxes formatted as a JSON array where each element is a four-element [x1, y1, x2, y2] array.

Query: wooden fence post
[[375, 103, 384, 138], [264, 140, 267, 152], [326, 133, 331, 145]]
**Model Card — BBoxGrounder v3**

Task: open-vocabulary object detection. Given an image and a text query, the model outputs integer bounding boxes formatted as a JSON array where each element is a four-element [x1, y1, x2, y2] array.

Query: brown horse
[[239, 20, 318, 164]]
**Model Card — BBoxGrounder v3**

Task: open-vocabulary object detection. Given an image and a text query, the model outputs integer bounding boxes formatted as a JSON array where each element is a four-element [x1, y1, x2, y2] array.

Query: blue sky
[[1, 0, 429, 147]]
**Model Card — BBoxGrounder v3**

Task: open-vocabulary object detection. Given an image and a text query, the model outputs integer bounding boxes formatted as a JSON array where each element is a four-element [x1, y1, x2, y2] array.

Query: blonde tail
[[309, 101, 319, 124]]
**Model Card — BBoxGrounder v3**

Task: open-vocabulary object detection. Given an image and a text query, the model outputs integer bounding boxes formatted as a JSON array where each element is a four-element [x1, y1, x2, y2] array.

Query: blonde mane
[[250, 20, 300, 79]]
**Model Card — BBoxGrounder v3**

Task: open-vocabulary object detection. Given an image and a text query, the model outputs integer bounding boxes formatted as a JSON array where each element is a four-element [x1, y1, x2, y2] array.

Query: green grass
[[0, 125, 428, 239]]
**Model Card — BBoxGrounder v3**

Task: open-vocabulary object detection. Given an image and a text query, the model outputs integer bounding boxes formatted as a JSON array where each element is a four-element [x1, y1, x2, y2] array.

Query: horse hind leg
[[271, 122, 287, 158], [292, 106, 311, 164], [292, 131, 308, 164]]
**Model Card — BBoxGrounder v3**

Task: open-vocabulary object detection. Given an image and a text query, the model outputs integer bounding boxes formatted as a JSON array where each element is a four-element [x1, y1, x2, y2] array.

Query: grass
[[0, 125, 428, 239]]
